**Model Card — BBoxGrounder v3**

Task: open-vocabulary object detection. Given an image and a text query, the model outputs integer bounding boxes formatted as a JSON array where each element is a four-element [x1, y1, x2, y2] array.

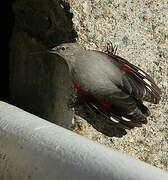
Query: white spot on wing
[[92, 104, 98, 109], [122, 116, 131, 122], [138, 70, 146, 76], [110, 117, 119, 123], [128, 111, 134, 115], [143, 78, 152, 86], [146, 85, 152, 92]]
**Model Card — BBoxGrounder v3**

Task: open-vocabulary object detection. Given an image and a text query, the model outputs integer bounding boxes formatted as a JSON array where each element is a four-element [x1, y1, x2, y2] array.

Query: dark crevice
[[9, 0, 77, 129], [0, 1, 15, 102]]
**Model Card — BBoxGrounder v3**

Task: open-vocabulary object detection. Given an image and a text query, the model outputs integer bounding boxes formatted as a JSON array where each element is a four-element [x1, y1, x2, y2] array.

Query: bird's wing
[[72, 51, 161, 129], [87, 101, 145, 129], [73, 80, 147, 129], [97, 51, 161, 104], [113, 55, 162, 104]]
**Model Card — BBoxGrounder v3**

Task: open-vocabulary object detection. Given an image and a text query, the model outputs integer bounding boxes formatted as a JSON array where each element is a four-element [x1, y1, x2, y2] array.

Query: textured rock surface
[[67, 0, 168, 171]]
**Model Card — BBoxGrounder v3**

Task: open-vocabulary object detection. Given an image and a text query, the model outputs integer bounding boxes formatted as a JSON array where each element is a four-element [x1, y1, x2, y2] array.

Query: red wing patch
[[94, 102, 112, 110], [73, 81, 89, 101], [73, 81, 112, 110], [96, 51, 132, 73], [118, 60, 132, 73]]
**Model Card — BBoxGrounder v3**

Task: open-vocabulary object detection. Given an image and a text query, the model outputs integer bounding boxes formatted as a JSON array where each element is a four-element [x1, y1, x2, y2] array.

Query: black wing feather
[[87, 103, 143, 129], [114, 55, 161, 104]]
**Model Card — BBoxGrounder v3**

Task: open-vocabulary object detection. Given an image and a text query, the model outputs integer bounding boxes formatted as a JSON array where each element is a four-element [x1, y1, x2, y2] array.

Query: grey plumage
[[50, 43, 161, 129]]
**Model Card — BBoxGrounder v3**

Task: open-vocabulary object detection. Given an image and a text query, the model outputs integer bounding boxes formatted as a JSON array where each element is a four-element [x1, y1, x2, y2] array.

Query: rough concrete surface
[[66, 0, 168, 171]]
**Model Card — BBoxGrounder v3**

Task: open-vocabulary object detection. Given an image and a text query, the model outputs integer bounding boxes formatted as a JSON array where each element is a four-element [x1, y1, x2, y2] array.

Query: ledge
[[0, 101, 168, 180]]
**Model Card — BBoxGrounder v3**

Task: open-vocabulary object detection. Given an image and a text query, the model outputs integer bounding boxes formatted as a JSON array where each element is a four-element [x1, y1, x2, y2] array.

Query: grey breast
[[72, 51, 124, 95]]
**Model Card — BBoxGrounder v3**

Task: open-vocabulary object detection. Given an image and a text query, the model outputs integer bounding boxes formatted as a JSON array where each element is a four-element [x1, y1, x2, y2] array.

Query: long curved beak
[[49, 47, 60, 54], [29, 47, 60, 56]]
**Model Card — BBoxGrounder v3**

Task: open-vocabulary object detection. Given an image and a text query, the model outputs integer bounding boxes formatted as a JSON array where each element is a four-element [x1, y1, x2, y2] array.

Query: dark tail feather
[[124, 108, 147, 125], [143, 87, 161, 104], [87, 102, 147, 129], [135, 99, 150, 117]]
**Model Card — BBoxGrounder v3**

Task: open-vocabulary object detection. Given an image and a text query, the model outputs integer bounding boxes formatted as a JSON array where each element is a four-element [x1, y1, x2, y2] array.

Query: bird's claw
[[104, 42, 118, 55]]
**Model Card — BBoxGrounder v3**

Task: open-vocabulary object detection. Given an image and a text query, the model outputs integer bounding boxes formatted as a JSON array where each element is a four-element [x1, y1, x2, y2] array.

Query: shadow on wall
[[0, 1, 15, 102], [9, 0, 77, 129]]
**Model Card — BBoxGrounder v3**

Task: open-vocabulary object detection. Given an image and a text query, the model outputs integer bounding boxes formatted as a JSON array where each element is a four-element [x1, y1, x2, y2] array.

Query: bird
[[49, 42, 161, 129]]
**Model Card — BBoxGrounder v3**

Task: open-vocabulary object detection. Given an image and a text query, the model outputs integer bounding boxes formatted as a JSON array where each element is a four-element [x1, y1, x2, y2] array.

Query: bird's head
[[50, 43, 83, 60]]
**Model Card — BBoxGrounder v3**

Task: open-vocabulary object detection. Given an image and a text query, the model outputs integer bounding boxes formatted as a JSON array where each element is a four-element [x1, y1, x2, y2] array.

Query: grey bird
[[50, 43, 161, 129]]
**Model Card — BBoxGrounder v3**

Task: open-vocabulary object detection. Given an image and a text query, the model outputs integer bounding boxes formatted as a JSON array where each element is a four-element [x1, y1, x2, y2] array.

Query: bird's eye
[[61, 47, 65, 51]]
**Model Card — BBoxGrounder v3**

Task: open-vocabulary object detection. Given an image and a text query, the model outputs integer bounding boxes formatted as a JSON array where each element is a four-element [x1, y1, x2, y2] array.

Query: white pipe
[[0, 101, 167, 180]]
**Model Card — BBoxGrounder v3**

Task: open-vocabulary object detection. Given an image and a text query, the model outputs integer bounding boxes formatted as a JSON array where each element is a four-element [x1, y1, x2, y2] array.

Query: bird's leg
[[104, 42, 118, 55], [67, 93, 85, 109], [67, 93, 78, 109]]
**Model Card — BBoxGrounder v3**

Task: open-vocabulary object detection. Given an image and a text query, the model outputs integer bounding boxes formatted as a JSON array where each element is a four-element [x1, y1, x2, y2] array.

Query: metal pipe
[[0, 101, 167, 180]]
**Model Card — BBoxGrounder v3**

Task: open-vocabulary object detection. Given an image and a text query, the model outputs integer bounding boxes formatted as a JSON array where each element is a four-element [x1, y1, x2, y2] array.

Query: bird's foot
[[67, 94, 85, 109], [104, 42, 118, 55]]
